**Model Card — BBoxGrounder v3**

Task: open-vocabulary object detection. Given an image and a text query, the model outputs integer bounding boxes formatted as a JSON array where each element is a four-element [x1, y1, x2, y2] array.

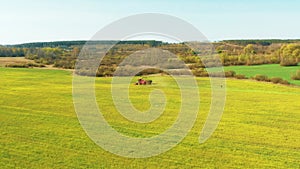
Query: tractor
[[135, 78, 152, 85]]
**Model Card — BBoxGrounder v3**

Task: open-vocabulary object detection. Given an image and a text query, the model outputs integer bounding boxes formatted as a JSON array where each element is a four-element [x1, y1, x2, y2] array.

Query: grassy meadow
[[1, 67, 300, 168], [223, 64, 300, 85]]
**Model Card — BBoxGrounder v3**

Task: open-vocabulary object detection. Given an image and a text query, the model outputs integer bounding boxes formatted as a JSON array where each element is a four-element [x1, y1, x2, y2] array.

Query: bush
[[5, 63, 45, 68], [188, 63, 204, 69], [270, 77, 282, 84], [192, 68, 208, 77], [253, 74, 270, 82], [54, 60, 75, 69], [137, 68, 163, 76], [271, 78, 289, 85], [209, 72, 225, 77], [97, 66, 115, 77], [225, 70, 236, 77], [252, 75, 289, 85], [194, 70, 236, 78], [278, 79, 290, 85], [27, 63, 45, 67], [291, 70, 300, 80], [234, 74, 248, 79], [280, 60, 298, 66], [5, 63, 29, 68], [270, 77, 288, 84]]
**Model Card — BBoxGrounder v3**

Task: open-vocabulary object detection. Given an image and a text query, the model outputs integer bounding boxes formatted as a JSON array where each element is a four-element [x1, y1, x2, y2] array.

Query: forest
[[1, 39, 300, 76]]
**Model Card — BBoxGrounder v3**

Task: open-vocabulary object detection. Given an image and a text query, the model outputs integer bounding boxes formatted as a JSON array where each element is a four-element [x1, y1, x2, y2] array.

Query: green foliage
[[0, 47, 26, 57], [280, 44, 300, 66], [244, 44, 256, 55], [216, 42, 281, 66]]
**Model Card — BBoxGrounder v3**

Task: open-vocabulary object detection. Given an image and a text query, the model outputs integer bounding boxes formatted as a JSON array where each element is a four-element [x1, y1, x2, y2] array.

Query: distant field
[[0, 57, 34, 67], [1, 67, 300, 168], [0, 57, 73, 71], [223, 64, 300, 85]]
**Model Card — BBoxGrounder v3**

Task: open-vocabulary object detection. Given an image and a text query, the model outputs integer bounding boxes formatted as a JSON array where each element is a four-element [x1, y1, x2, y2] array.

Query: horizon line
[[2, 38, 300, 46]]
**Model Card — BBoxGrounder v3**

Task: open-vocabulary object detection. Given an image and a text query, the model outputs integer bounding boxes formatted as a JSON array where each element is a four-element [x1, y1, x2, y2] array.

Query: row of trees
[[1, 40, 299, 76], [216, 43, 300, 66], [24, 42, 300, 76], [222, 39, 300, 46], [8, 40, 164, 48], [0, 47, 26, 57], [25, 47, 79, 69]]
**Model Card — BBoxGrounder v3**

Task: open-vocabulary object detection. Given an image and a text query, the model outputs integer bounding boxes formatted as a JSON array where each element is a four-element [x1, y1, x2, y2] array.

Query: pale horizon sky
[[1, 0, 300, 45]]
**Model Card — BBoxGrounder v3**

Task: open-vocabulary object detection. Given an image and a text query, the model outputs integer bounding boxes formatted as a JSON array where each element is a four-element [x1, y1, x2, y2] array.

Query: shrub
[[5, 63, 29, 68], [253, 74, 270, 82], [225, 70, 236, 77], [291, 70, 300, 80], [271, 78, 289, 85], [234, 74, 248, 79], [188, 63, 204, 69], [192, 68, 208, 77], [279, 79, 290, 85], [54, 60, 75, 69], [252, 76, 290, 85], [280, 60, 298, 66], [137, 68, 163, 76], [97, 66, 115, 77], [209, 72, 225, 77], [198, 70, 236, 78], [27, 63, 45, 67], [168, 69, 191, 76], [5, 63, 45, 68], [270, 77, 284, 84]]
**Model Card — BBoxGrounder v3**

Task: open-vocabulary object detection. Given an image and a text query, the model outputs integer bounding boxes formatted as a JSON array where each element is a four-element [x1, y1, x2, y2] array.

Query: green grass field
[[223, 64, 300, 85], [1, 67, 300, 168]]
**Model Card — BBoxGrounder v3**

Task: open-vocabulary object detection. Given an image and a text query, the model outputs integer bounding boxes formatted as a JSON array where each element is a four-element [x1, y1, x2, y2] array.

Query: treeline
[[0, 47, 26, 57], [25, 47, 79, 69], [1, 40, 300, 77], [216, 43, 300, 66], [7, 41, 87, 49], [7, 40, 165, 49], [222, 39, 300, 46]]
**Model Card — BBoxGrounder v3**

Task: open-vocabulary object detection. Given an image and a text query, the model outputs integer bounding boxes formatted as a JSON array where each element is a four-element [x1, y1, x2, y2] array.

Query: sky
[[1, 0, 300, 44]]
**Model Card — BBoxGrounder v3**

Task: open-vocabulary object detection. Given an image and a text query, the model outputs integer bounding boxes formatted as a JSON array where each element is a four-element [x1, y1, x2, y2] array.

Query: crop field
[[1, 67, 300, 168], [223, 64, 300, 85]]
